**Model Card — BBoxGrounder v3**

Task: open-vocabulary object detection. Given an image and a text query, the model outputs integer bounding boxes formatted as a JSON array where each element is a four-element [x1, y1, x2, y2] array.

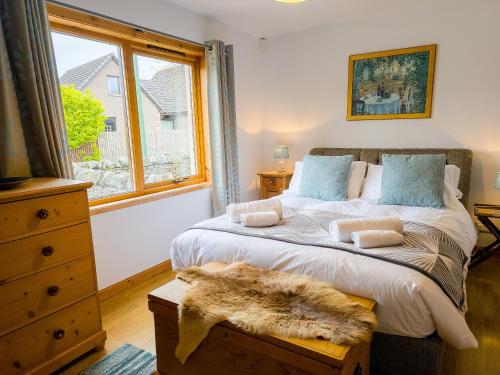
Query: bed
[[171, 148, 476, 375]]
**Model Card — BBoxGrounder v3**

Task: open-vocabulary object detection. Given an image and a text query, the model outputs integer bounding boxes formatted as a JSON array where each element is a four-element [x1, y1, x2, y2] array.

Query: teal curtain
[[0, 0, 73, 178], [205, 40, 240, 216]]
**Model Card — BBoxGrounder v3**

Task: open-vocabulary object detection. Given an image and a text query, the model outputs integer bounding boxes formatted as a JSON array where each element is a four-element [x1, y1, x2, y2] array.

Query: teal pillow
[[298, 155, 353, 201], [379, 154, 446, 208]]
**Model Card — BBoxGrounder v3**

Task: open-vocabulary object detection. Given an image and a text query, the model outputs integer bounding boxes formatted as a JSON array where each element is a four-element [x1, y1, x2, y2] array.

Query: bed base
[[371, 332, 444, 375]]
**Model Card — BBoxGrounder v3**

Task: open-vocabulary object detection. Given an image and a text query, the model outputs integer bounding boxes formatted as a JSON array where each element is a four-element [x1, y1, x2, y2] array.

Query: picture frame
[[347, 44, 436, 121]]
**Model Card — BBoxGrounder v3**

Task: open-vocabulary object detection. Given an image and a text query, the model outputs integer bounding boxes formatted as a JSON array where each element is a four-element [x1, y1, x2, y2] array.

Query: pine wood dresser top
[[0, 178, 92, 204]]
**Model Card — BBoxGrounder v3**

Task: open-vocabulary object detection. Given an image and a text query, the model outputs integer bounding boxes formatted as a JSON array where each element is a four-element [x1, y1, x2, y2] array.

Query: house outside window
[[105, 117, 117, 132], [107, 75, 120, 95]]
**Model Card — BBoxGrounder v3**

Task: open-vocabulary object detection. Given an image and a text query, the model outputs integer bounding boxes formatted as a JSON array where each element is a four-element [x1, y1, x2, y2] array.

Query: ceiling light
[[274, 0, 308, 3]]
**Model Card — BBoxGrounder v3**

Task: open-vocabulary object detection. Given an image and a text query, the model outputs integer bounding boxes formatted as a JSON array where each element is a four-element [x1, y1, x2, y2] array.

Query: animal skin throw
[[175, 263, 377, 363]]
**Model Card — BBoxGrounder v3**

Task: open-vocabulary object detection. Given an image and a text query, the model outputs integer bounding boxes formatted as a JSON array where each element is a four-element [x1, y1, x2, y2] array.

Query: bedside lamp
[[273, 145, 289, 172], [496, 172, 500, 189]]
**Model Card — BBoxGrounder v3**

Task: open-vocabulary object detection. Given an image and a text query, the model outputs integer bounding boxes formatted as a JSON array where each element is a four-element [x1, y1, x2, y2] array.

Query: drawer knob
[[36, 208, 49, 219], [41, 246, 54, 257], [47, 286, 60, 296], [53, 329, 65, 340]]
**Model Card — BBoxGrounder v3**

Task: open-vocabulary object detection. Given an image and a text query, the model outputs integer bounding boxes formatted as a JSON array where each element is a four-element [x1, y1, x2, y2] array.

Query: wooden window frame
[[47, 3, 208, 208]]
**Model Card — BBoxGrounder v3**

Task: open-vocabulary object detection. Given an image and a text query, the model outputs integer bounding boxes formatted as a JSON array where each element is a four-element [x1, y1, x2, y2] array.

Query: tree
[[60, 85, 106, 161]]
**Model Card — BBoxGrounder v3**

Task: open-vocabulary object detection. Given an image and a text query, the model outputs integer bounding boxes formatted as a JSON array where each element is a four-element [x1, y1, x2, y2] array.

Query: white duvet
[[171, 194, 478, 349]]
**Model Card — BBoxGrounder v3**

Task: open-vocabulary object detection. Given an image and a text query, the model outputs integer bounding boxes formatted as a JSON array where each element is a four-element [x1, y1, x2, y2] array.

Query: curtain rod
[[47, 0, 206, 48]]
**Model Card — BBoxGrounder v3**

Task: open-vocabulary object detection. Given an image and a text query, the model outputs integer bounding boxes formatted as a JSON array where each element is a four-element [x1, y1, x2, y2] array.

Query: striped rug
[[81, 343, 156, 375]]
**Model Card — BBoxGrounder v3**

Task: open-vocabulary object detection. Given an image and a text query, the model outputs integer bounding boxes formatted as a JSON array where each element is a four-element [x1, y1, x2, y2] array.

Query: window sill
[[89, 181, 211, 216]]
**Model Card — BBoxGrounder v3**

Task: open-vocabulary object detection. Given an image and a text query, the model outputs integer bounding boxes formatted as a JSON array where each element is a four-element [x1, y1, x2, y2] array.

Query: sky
[[51, 32, 117, 76], [51, 31, 176, 80]]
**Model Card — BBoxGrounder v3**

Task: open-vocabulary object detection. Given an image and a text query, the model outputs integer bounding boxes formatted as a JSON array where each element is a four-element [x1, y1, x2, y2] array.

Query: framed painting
[[347, 44, 436, 121]]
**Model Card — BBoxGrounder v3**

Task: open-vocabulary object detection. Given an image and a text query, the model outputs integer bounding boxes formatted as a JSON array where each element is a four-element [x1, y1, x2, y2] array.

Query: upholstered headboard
[[309, 148, 473, 207]]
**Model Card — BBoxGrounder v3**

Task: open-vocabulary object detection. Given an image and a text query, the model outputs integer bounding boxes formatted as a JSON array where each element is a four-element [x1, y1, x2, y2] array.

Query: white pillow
[[443, 165, 462, 206], [285, 160, 367, 199], [360, 164, 383, 200], [347, 161, 368, 199], [444, 165, 461, 194], [359, 163, 462, 205], [287, 161, 303, 194]]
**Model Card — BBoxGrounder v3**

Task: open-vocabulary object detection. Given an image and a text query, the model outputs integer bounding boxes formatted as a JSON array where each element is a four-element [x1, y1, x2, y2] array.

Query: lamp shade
[[496, 172, 500, 189], [273, 145, 289, 159]]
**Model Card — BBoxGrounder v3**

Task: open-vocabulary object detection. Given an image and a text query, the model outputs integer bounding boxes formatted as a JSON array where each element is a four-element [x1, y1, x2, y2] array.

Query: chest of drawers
[[0, 178, 106, 374]]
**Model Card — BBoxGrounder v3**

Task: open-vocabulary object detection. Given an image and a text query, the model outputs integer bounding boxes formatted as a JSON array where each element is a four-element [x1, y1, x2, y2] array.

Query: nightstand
[[470, 204, 500, 267], [258, 171, 293, 199]]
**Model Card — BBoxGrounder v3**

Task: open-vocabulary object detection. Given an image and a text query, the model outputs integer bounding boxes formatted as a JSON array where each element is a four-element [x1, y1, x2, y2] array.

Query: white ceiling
[[162, 0, 437, 38]]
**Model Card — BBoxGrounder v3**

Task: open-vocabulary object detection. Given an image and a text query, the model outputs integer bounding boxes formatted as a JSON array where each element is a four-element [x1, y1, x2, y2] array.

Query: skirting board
[[99, 260, 172, 302]]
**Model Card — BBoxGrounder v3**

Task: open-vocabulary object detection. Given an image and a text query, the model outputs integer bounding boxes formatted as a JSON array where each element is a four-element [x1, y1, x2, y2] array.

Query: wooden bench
[[148, 262, 376, 375]]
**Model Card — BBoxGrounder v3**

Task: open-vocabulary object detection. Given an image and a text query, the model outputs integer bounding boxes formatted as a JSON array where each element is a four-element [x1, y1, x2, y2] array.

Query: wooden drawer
[[0, 191, 89, 242], [262, 177, 284, 192], [0, 256, 96, 335], [0, 223, 92, 283], [0, 296, 101, 375]]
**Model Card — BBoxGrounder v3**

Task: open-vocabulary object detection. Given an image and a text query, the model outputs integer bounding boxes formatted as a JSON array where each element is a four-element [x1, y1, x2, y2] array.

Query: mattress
[[171, 194, 478, 350]]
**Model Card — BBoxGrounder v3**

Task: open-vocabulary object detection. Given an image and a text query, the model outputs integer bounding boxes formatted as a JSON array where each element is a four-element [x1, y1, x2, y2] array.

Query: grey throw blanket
[[190, 207, 468, 310]]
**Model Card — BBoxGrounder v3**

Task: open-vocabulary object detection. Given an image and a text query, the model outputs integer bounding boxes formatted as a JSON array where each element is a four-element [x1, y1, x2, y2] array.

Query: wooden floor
[[58, 255, 500, 375], [56, 269, 176, 375], [442, 252, 500, 375]]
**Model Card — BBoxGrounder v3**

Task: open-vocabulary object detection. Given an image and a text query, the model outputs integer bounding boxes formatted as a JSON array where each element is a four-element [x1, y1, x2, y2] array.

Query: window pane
[[107, 76, 120, 95], [105, 117, 117, 132], [133, 53, 198, 185], [52, 31, 134, 200]]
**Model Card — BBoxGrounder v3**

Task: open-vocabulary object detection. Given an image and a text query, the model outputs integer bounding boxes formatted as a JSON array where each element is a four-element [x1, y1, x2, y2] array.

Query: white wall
[[260, 0, 500, 206], [56, 0, 264, 288], [91, 188, 212, 288]]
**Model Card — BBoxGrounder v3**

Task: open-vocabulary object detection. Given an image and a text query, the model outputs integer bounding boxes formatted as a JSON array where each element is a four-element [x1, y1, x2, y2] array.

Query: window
[[160, 115, 175, 130], [48, 3, 206, 206], [105, 117, 117, 132], [134, 54, 197, 184], [107, 76, 120, 95], [52, 31, 133, 200]]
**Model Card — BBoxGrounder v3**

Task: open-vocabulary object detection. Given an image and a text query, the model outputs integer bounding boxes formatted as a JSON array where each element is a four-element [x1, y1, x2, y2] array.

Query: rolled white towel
[[227, 198, 283, 223], [351, 230, 405, 249], [329, 217, 404, 242], [240, 211, 280, 227]]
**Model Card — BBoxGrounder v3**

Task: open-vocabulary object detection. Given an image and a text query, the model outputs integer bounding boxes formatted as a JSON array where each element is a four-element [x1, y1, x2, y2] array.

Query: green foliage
[[60, 85, 106, 161], [81, 144, 101, 162], [405, 52, 429, 112]]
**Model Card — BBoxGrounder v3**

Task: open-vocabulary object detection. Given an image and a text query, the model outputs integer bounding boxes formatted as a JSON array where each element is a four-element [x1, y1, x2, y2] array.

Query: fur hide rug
[[175, 263, 377, 363]]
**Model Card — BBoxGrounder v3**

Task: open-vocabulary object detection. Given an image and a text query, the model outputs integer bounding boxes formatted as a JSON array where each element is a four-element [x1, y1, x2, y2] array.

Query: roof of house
[[59, 54, 188, 115], [59, 53, 118, 91], [140, 65, 188, 115]]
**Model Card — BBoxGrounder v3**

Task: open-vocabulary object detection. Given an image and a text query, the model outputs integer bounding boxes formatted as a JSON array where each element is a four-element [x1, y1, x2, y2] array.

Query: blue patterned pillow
[[379, 154, 446, 208], [298, 155, 353, 201]]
